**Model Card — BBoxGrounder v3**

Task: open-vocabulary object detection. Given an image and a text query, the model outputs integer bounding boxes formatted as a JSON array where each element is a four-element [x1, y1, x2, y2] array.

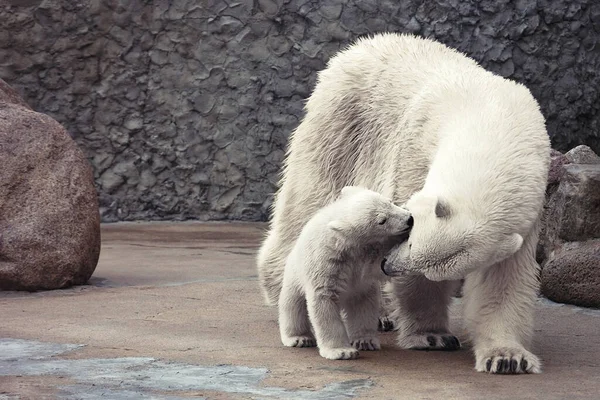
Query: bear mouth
[[413, 248, 470, 276]]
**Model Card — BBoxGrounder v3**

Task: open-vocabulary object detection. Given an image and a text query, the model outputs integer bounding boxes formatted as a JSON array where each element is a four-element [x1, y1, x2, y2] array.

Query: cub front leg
[[306, 287, 358, 360], [463, 238, 541, 374], [344, 282, 381, 351]]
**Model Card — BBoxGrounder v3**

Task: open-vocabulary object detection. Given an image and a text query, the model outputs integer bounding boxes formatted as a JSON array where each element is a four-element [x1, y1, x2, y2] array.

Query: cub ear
[[340, 185, 367, 198], [493, 233, 524, 263]]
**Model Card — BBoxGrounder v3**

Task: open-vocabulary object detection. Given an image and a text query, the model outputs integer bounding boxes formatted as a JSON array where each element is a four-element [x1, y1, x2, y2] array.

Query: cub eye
[[378, 217, 387, 225]]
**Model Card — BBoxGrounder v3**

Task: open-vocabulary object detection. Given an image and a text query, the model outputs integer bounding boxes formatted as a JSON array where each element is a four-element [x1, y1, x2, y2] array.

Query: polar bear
[[257, 33, 550, 374], [279, 186, 413, 360]]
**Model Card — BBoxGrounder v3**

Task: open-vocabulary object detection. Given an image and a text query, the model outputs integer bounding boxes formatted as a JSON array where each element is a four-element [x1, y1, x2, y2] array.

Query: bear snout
[[406, 216, 414, 227]]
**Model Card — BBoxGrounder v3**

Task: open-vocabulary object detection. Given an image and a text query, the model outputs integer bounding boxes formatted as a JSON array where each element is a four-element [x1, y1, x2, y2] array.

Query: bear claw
[[377, 317, 396, 332], [282, 335, 316, 348], [351, 337, 381, 351], [398, 332, 461, 351], [476, 347, 541, 374]]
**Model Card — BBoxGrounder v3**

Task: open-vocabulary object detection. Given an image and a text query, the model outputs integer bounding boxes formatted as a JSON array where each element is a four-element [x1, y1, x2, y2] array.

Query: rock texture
[[539, 145, 600, 308], [538, 146, 600, 265], [1, 0, 599, 221], [0, 79, 101, 291], [541, 240, 600, 308]]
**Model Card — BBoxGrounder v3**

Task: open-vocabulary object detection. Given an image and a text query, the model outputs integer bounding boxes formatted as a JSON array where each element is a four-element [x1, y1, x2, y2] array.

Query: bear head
[[327, 186, 413, 245], [382, 190, 523, 281]]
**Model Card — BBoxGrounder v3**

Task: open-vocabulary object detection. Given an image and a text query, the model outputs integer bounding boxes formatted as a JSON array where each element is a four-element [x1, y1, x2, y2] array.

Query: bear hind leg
[[388, 275, 461, 351], [257, 229, 293, 306]]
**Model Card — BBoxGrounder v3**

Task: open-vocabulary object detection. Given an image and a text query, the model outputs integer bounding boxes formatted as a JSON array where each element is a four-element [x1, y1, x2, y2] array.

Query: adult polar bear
[[257, 33, 550, 374]]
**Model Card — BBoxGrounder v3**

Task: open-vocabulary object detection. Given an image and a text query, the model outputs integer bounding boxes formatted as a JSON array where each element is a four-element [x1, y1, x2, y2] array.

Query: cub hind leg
[[278, 273, 316, 348]]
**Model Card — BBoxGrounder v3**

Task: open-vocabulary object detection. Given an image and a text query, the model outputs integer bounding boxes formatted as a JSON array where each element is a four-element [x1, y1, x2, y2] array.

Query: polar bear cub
[[278, 186, 413, 360]]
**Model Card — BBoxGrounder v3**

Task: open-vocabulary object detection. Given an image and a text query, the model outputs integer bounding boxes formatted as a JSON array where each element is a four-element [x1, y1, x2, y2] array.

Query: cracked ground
[[1, 222, 599, 399]]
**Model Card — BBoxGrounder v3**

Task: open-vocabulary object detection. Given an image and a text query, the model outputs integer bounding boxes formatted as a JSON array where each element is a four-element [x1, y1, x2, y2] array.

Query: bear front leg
[[463, 239, 541, 374], [389, 275, 461, 351], [344, 283, 381, 351], [278, 275, 316, 348], [306, 288, 358, 360]]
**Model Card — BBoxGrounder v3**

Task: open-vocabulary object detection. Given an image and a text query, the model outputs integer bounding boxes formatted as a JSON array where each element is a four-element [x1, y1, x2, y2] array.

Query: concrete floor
[[1, 222, 599, 400]]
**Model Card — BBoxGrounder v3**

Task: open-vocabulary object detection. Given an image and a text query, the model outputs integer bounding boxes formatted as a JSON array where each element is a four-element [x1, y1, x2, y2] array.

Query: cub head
[[381, 191, 523, 281], [327, 186, 413, 243]]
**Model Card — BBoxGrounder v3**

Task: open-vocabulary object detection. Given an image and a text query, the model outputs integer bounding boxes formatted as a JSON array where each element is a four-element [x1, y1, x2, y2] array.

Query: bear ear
[[435, 199, 451, 218], [327, 219, 351, 233], [494, 233, 524, 263], [340, 186, 367, 198]]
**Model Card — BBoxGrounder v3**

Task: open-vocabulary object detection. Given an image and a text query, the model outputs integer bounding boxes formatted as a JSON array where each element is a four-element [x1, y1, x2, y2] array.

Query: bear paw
[[351, 337, 381, 351], [319, 347, 359, 360], [397, 332, 461, 351], [281, 335, 316, 348], [475, 347, 541, 374], [378, 316, 396, 332]]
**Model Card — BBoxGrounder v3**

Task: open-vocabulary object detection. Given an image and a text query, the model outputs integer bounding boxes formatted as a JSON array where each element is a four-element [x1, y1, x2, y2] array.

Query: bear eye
[[378, 217, 387, 225]]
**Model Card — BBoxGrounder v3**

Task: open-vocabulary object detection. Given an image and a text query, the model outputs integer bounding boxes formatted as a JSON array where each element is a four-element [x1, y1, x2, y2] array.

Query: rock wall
[[1, 0, 599, 221]]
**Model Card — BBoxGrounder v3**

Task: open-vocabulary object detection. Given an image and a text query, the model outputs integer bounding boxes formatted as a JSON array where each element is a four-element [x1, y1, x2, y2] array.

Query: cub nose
[[380, 258, 388, 274], [406, 216, 414, 228]]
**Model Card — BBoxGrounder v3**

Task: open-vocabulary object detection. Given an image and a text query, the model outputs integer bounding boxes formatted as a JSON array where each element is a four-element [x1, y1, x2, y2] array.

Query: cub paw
[[351, 337, 381, 351], [475, 347, 541, 374], [397, 332, 461, 351], [378, 316, 396, 332], [319, 347, 359, 360], [281, 335, 316, 348]]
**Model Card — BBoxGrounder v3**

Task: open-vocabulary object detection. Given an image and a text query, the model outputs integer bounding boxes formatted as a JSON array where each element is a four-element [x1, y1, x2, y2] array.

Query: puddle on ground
[[0, 338, 372, 399]]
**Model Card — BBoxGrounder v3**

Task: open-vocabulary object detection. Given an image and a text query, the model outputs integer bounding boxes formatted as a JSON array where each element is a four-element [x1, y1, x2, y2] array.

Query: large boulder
[[0, 79, 101, 291], [536, 149, 571, 264], [541, 240, 600, 308], [538, 145, 600, 308], [537, 146, 600, 265], [552, 164, 600, 243]]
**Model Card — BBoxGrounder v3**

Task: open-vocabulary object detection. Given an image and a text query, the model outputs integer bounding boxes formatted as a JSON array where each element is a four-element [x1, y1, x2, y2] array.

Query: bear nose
[[407, 216, 414, 227], [381, 258, 388, 274]]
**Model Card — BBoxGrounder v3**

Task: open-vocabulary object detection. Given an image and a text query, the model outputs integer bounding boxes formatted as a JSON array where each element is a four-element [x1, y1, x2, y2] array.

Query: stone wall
[[1, 0, 599, 221]]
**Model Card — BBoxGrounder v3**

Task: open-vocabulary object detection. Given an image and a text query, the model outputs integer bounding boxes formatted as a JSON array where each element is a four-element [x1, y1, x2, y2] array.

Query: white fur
[[278, 187, 412, 360], [258, 33, 550, 373]]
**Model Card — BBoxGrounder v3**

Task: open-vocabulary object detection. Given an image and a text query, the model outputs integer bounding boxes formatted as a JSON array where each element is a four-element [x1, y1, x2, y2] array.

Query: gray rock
[[565, 145, 600, 164], [541, 240, 600, 308], [0, 79, 101, 291], [538, 149, 600, 267], [553, 164, 600, 243], [548, 149, 570, 187]]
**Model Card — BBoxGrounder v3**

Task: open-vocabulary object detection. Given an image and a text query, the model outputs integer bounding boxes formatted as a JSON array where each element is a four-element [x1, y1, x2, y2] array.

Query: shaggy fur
[[278, 186, 412, 360], [257, 33, 550, 374]]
